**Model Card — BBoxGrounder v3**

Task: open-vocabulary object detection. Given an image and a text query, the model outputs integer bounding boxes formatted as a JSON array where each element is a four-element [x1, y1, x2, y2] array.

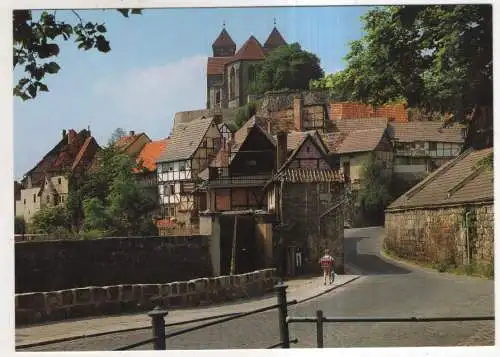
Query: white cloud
[[93, 54, 208, 132]]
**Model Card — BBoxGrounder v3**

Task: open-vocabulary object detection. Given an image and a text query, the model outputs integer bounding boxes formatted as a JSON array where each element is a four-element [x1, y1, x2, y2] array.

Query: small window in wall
[[428, 142, 437, 150], [23, 199, 26, 205], [33, 194, 36, 203], [215, 90, 221, 105], [180, 164, 186, 171], [58, 177, 62, 185]]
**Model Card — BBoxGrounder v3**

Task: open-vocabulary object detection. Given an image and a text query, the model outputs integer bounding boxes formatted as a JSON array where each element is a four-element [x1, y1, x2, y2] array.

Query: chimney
[[129, 130, 135, 136], [293, 96, 303, 131], [276, 131, 288, 171], [62, 129, 67, 139]]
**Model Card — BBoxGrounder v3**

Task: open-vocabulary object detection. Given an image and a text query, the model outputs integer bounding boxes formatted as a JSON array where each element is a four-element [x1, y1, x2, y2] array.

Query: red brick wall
[[329, 102, 408, 123]]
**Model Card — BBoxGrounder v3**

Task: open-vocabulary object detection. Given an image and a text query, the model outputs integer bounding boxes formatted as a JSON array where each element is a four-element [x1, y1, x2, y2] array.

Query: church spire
[[212, 26, 236, 57], [264, 24, 287, 52]]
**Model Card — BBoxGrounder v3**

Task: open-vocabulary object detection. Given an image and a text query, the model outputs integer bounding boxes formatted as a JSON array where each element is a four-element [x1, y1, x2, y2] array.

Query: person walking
[[319, 248, 335, 285]]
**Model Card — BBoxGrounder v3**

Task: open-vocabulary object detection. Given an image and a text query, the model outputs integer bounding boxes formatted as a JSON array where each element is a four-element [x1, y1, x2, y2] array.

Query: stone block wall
[[281, 183, 345, 274], [15, 268, 277, 326], [15, 236, 213, 294], [385, 203, 494, 266]]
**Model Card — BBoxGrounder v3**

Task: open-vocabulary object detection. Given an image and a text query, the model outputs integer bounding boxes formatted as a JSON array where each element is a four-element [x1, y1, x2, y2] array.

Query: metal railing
[[113, 283, 298, 350], [109, 282, 493, 350], [288, 312, 495, 348]]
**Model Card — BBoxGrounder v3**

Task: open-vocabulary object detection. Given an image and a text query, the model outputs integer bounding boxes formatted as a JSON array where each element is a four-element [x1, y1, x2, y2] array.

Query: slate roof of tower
[[264, 27, 287, 49], [212, 28, 236, 48]]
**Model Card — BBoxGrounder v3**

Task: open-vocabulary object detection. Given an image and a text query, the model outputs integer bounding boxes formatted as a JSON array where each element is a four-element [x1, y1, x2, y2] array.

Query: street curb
[[380, 248, 492, 280], [16, 275, 361, 350], [293, 275, 361, 304]]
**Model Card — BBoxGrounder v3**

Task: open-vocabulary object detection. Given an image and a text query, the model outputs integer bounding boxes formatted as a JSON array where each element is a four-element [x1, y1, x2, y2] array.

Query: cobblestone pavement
[[23, 227, 495, 351]]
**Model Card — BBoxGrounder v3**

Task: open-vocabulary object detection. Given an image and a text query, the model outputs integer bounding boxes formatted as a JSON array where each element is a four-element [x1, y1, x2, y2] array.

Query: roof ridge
[[405, 148, 473, 200], [446, 164, 486, 199]]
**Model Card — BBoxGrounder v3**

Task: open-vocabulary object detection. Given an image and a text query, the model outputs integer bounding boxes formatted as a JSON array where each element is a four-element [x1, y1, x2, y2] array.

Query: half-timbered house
[[266, 131, 345, 277], [156, 117, 222, 229], [201, 118, 276, 212]]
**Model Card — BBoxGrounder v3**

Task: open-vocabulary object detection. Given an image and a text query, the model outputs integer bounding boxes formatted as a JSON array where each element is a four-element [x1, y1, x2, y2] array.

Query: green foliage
[[30, 205, 70, 234], [76, 140, 158, 237], [13, 9, 142, 100], [357, 154, 393, 224], [250, 43, 324, 94], [82, 197, 108, 231], [323, 5, 492, 125], [234, 101, 259, 129], [15, 216, 27, 234]]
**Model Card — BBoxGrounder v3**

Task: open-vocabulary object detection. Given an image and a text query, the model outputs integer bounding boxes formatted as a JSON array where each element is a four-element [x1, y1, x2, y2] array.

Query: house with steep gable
[[266, 131, 345, 276], [156, 116, 222, 229], [200, 117, 276, 213], [321, 125, 393, 186], [16, 128, 99, 223]]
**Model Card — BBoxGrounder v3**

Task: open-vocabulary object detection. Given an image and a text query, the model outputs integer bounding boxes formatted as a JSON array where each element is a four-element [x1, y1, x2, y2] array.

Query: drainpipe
[[465, 210, 471, 265]]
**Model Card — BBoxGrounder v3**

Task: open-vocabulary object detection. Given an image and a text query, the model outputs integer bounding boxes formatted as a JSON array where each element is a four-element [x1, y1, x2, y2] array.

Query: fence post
[[316, 310, 324, 348], [275, 283, 290, 348], [148, 306, 168, 350]]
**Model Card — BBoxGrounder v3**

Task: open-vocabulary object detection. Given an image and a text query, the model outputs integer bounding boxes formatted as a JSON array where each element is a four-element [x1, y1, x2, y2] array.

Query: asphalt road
[[23, 227, 495, 351]]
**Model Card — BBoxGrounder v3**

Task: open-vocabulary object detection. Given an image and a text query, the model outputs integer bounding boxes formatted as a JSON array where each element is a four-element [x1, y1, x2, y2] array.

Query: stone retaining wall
[[385, 203, 494, 266], [15, 235, 213, 293], [16, 269, 277, 326]]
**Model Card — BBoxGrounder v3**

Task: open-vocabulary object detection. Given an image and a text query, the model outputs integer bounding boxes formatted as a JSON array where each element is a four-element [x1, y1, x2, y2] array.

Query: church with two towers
[[206, 25, 287, 109]]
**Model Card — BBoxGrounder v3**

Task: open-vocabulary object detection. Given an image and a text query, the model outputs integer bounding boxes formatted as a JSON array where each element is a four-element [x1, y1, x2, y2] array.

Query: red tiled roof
[[115, 134, 139, 149], [264, 27, 286, 50], [134, 139, 168, 172], [232, 36, 265, 62], [207, 57, 232, 75], [71, 136, 99, 172], [212, 28, 236, 48]]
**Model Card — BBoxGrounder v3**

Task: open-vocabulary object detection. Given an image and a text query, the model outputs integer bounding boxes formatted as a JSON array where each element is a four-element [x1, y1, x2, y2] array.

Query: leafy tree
[[357, 154, 392, 224], [13, 9, 142, 100], [250, 43, 324, 94], [318, 5, 492, 147], [81, 197, 108, 232], [77, 138, 158, 236], [30, 205, 71, 235]]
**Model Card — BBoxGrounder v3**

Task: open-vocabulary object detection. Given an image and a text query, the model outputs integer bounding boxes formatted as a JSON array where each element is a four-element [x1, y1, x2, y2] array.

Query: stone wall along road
[[21, 227, 494, 351]]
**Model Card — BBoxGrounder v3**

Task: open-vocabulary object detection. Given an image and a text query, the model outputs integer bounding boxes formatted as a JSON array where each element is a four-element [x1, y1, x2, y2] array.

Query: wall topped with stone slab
[[15, 268, 277, 326], [15, 235, 213, 293]]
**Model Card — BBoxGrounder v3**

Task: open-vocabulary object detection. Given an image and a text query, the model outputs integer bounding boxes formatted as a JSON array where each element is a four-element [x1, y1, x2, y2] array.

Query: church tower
[[263, 25, 287, 53], [212, 27, 236, 57]]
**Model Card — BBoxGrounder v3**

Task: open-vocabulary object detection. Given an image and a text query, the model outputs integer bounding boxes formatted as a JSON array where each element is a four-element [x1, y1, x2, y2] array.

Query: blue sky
[[13, 6, 371, 180]]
